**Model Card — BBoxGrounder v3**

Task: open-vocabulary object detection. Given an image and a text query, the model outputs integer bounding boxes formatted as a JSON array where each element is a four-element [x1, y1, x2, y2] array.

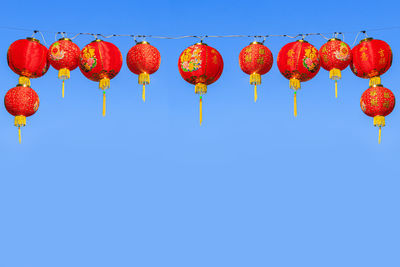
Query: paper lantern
[[127, 41, 161, 102], [319, 38, 351, 98], [360, 84, 395, 143], [239, 41, 273, 102], [277, 40, 320, 116], [79, 39, 123, 116], [48, 38, 80, 98], [350, 38, 392, 86], [178, 43, 223, 125], [4, 85, 40, 143], [7, 37, 49, 86]]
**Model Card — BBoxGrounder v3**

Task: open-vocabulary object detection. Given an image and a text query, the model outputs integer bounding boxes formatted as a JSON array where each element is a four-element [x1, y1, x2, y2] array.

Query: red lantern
[[48, 38, 80, 98], [178, 43, 223, 125], [319, 38, 351, 98], [4, 85, 40, 143], [360, 84, 395, 143], [127, 41, 161, 102], [239, 41, 273, 102], [277, 40, 320, 117], [7, 37, 49, 86], [350, 38, 392, 86], [79, 39, 123, 116]]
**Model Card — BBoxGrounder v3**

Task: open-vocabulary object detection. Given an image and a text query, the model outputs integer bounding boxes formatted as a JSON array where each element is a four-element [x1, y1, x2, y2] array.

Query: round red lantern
[[4, 85, 40, 143], [319, 38, 351, 98], [79, 39, 123, 116], [239, 41, 273, 102], [178, 43, 223, 125], [127, 41, 161, 102], [7, 37, 49, 86], [48, 38, 80, 98], [350, 38, 392, 86], [277, 40, 320, 117], [360, 84, 395, 143]]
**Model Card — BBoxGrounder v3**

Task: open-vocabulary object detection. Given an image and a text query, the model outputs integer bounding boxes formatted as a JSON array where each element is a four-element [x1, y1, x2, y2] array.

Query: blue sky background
[[0, 0, 400, 266]]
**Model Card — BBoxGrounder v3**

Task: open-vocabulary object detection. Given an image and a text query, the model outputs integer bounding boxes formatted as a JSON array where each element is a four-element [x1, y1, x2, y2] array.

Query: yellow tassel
[[14, 116, 26, 144], [289, 78, 301, 90], [195, 83, 207, 95], [379, 127, 382, 144], [199, 95, 202, 126], [18, 76, 30, 86], [18, 127, 21, 144], [142, 84, 146, 102], [102, 91, 106, 117], [335, 80, 338, 98], [294, 91, 297, 117], [369, 76, 381, 86], [62, 80, 65, 98], [58, 68, 70, 80], [254, 84, 258, 103], [99, 78, 110, 90]]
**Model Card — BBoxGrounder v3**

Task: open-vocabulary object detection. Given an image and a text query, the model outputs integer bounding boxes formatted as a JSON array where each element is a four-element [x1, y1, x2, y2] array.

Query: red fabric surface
[[319, 39, 351, 71], [239, 42, 273, 75], [178, 43, 223, 85], [48, 39, 80, 71], [79, 40, 123, 82], [277, 40, 320, 82], [7, 38, 49, 78], [360, 85, 395, 117], [127, 42, 161, 75], [4, 86, 39, 117], [350, 38, 392, 79]]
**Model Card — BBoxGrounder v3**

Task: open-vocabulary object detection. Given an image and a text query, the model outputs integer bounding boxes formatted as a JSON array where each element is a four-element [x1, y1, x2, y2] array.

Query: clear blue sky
[[0, 0, 400, 266]]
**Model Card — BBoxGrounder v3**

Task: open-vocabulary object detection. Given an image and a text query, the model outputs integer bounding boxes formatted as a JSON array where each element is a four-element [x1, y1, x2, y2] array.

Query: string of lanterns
[[2, 28, 396, 144]]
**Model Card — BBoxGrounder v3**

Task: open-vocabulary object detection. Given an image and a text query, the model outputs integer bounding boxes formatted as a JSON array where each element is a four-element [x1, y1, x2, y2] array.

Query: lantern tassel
[[142, 84, 146, 102], [103, 91, 106, 117], [369, 76, 381, 87], [199, 96, 203, 126], [374, 116, 385, 144], [294, 91, 297, 117], [18, 76, 30, 87], [18, 126, 21, 144], [335, 80, 338, 98], [250, 73, 261, 103], [254, 84, 258, 103], [139, 73, 150, 102], [62, 80, 65, 98]]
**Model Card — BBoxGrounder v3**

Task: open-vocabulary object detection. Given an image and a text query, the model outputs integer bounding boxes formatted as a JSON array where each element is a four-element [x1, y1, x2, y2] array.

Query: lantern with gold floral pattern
[[360, 84, 395, 144], [277, 40, 320, 116], [239, 42, 273, 102], [319, 38, 351, 98]]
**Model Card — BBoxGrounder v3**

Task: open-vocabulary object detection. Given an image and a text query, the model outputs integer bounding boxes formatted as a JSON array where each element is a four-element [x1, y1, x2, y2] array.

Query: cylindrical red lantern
[[319, 38, 351, 98], [4, 85, 40, 143], [178, 42, 223, 125], [7, 37, 49, 86], [277, 40, 320, 116], [360, 84, 395, 143], [350, 38, 392, 86], [127, 41, 161, 102], [239, 41, 273, 102], [48, 38, 80, 98], [79, 39, 123, 116]]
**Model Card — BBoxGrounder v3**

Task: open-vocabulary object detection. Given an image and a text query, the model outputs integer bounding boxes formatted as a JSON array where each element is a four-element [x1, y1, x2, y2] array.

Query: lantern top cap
[[297, 39, 308, 43], [250, 41, 263, 45], [195, 42, 208, 46], [58, 37, 72, 41], [328, 38, 341, 42], [16, 84, 30, 88], [360, 37, 373, 43], [91, 39, 102, 43], [372, 84, 383, 88], [26, 37, 40, 44], [137, 41, 150, 45]]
